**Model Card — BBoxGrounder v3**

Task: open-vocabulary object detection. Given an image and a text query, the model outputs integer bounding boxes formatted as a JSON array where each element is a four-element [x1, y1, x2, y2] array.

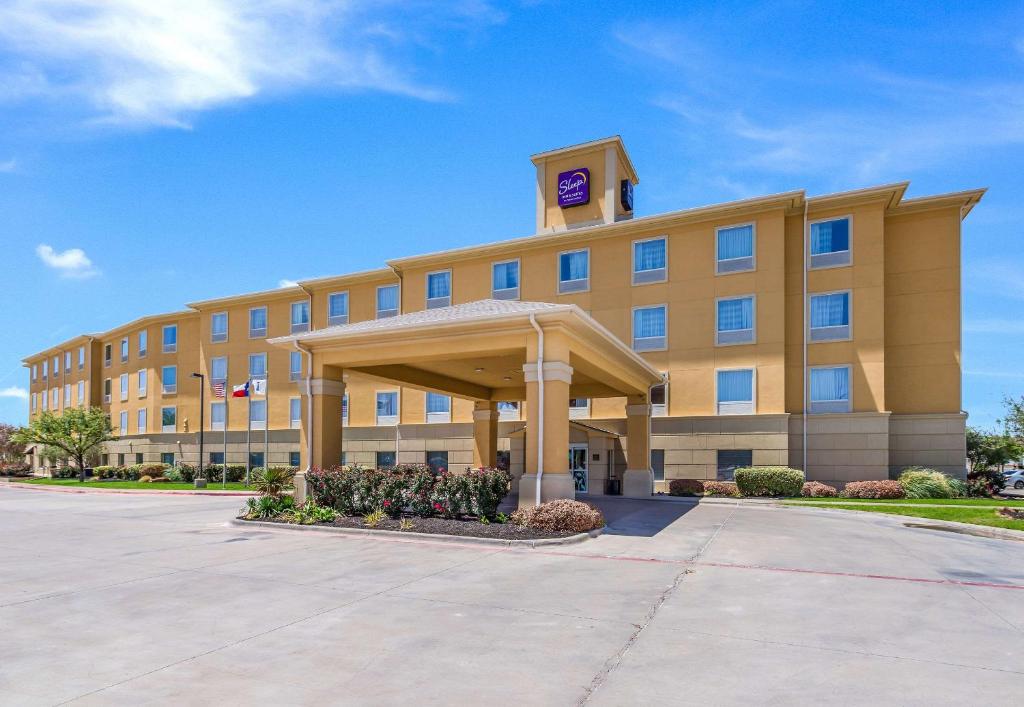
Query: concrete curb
[[230, 517, 604, 547], [1, 482, 256, 497], [786, 504, 1024, 543]]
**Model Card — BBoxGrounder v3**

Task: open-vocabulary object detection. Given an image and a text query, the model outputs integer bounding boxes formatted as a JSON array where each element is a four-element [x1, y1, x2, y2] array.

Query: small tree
[[0, 423, 24, 463], [967, 426, 1023, 473], [12, 408, 115, 482]]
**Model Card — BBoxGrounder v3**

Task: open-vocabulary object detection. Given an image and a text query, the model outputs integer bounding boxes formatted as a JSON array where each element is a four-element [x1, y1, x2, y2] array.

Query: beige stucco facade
[[22, 136, 981, 491]]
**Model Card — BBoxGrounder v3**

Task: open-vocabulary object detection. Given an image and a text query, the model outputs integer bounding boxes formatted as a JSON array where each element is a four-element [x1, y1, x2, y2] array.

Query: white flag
[[252, 378, 267, 396]]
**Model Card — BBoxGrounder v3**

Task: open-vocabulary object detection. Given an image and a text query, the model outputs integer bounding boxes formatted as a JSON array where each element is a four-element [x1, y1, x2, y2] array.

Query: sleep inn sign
[[557, 167, 590, 207]]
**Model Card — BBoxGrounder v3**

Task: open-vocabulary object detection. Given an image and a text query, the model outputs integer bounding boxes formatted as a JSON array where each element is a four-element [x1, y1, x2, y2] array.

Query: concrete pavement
[[1, 488, 1021, 705]]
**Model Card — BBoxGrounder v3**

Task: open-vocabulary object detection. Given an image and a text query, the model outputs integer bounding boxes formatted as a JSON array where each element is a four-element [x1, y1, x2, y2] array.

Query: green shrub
[[946, 477, 968, 498], [253, 467, 295, 498], [243, 495, 295, 519], [92, 465, 118, 479], [164, 466, 183, 482], [898, 467, 953, 499], [289, 501, 337, 525], [669, 479, 705, 496], [52, 466, 78, 479], [734, 466, 805, 497]]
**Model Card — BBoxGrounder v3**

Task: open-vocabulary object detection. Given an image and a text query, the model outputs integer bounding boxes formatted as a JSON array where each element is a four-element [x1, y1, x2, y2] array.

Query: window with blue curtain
[[377, 391, 397, 416], [426, 392, 450, 413], [377, 285, 398, 313], [329, 292, 348, 319], [559, 250, 588, 282], [717, 297, 754, 331], [633, 306, 666, 339], [163, 325, 177, 348], [249, 353, 267, 377], [717, 369, 753, 402], [717, 225, 753, 261], [634, 238, 666, 272], [810, 292, 850, 328], [810, 367, 850, 402], [427, 272, 450, 299], [249, 307, 267, 333], [493, 261, 519, 291], [810, 218, 850, 255]]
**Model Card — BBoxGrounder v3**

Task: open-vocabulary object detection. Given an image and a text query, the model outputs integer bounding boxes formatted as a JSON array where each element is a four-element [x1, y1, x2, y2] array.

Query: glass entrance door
[[569, 444, 588, 493]]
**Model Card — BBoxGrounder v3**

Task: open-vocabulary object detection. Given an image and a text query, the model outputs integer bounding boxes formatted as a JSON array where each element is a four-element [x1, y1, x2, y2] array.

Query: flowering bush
[[898, 467, 953, 499], [735, 466, 805, 497], [703, 481, 740, 497], [511, 499, 605, 532], [0, 462, 31, 477], [668, 479, 705, 496], [966, 468, 1005, 497], [801, 481, 838, 497], [841, 480, 905, 499]]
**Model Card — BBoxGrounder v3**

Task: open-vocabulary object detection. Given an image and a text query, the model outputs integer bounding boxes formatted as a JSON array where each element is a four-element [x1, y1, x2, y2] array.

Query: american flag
[[212, 381, 226, 398]]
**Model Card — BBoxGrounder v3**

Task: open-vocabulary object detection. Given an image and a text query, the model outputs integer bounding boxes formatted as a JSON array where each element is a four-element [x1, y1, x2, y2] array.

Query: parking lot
[[1, 486, 1022, 705]]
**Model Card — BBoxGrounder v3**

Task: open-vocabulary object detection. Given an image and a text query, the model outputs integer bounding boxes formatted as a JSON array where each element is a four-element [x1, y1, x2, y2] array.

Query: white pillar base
[[293, 471, 307, 505], [622, 468, 653, 498], [517, 473, 576, 508]]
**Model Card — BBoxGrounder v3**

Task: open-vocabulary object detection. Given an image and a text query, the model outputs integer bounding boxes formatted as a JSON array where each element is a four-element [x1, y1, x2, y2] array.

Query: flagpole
[[222, 385, 227, 489], [246, 383, 251, 486], [264, 372, 269, 473]]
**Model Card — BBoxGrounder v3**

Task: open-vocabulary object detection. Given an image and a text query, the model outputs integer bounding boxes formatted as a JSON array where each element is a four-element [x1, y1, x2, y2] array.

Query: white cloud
[[278, 279, 299, 288], [35, 244, 99, 279], [0, 0, 497, 127], [0, 386, 29, 400], [964, 318, 1024, 334], [0, 158, 16, 172]]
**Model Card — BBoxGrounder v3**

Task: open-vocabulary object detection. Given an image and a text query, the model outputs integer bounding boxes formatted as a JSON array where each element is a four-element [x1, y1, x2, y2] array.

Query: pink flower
[[383, 500, 391, 507]]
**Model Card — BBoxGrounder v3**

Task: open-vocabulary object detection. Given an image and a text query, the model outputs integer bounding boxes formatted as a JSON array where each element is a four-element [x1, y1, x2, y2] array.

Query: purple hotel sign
[[557, 167, 590, 208]]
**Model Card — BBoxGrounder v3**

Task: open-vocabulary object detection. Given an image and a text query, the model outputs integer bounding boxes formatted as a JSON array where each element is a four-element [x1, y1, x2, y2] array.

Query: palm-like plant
[[252, 466, 295, 498]]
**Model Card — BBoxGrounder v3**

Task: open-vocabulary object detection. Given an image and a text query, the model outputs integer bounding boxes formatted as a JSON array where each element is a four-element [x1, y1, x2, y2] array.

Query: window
[[53, 356, 60, 377], [376, 391, 398, 425], [249, 306, 267, 338], [40, 391, 47, 410], [137, 408, 146, 434], [210, 451, 225, 465], [103, 344, 111, 367], [289, 451, 301, 467], [716, 369, 755, 415], [289, 397, 300, 429], [249, 353, 267, 379], [211, 356, 227, 384], [103, 378, 111, 403], [78, 346, 85, 369], [809, 217, 851, 268], [291, 301, 310, 333], [211, 312, 228, 343], [328, 292, 349, 326], [212, 401, 226, 431], [809, 291, 851, 342], [633, 305, 667, 351], [116, 453, 124, 466], [162, 365, 177, 394], [64, 383, 71, 406], [31, 364, 37, 382], [426, 270, 451, 309], [716, 296, 755, 345], [249, 452, 264, 469], [249, 399, 267, 430], [120, 338, 129, 363], [52, 388, 59, 409], [77, 380, 85, 406], [138, 330, 147, 357], [64, 351, 71, 372], [651, 383, 667, 417], [426, 450, 448, 473], [119, 410, 128, 433], [135, 452, 144, 464], [810, 366, 851, 413], [289, 351, 302, 381], [138, 369, 147, 397], [377, 284, 399, 318], [497, 401, 519, 421], [492, 259, 519, 300], [717, 449, 752, 481], [160, 452, 174, 465], [162, 325, 177, 354], [376, 451, 396, 469], [651, 449, 665, 482], [558, 248, 589, 294], [342, 393, 349, 426], [497, 450, 510, 471], [716, 224, 755, 274], [120, 373, 129, 401], [425, 392, 451, 423], [633, 237, 667, 284], [31, 392, 37, 411], [569, 398, 590, 419], [161, 407, 176, 433]]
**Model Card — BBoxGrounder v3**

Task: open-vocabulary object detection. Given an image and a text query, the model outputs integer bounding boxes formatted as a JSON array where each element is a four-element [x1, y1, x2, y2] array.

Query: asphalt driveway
[[1, 486, 1022, 705]]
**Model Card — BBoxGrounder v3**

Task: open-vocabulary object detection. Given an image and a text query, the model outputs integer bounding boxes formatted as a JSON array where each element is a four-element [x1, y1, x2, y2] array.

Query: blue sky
[[1, 0, 1021, 429]]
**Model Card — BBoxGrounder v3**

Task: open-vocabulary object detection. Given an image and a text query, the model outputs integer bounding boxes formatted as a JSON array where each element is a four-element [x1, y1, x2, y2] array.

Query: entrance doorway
[[569, 444, 588, 493]]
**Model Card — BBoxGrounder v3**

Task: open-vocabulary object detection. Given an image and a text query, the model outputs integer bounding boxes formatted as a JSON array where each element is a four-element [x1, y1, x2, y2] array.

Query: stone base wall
[[341, 423, 518, 471], [787, 413, 891, 487], [100, 431, 301, 468], [889, 413, 967, 479]]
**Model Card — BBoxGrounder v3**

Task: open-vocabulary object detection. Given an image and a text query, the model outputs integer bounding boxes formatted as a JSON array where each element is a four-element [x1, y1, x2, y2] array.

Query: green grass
[[784, 496, 1024, 507], [790, 502, 1024, 532], [13, 478, 253, 491]]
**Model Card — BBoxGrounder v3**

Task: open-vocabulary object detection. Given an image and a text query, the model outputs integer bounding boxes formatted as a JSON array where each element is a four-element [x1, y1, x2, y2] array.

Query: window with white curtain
[[249, 399, 267, 430], [492, 260, 520, 300], [211, 312, 228, 342], [328, 292, 349, 326], [497, 401, 520, 420], [290, 301, 310, 333], [716, 369, 755, 415], [137, 408, 146, 433], [120, 338, 129, 362], [137, 369, 147, 397], [558, 249, 589, 294], [632, 305, 667, 351], [716, 296, 755, 345], [809, 291, 851, 341], [809, 217, 851, 268], [64, 351, 72, 372], [288, 397, 301, 429], [211, 356, 227, 383], [249, 307, 268, 337], [377, 285, 399, 318], [289, 351, 301, 381], [138, 330, 147, 357], [810, 366, 851, 413], [31, 392, 37, 411], [425, 392, 451, 423], [120, 373, 129, 401], [77, 380, 84, 405], [376, 391, 398, 425], [78, 347, 85, 369], [426, 271, 451, 309], [212, 401, 226, 431], [249, 353, 267, 378], [569, 398, 590, 419], [119, 410, 128, 433], [103, 378, 111, 403], [632, 237, 667, 284], [716, 224, 755, 274]]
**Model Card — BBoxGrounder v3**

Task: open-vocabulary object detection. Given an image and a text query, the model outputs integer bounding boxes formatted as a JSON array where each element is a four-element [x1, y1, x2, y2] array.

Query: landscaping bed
[[242, 513, 578, 540], [12, 478, 253, 491]]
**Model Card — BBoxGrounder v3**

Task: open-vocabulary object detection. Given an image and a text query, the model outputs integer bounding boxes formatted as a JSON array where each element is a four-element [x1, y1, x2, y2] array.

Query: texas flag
[[232, 381, 250, 398]]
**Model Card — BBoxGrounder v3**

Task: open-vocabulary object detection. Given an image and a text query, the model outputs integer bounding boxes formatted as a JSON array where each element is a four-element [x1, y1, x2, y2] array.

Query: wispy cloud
[[278, 279, 299, 288], [0, 0, 504, 128], [35, 244, 99, 279], [0, 158, 16, 172], [964, 318, 1024, 334], [965, 369, 1024, 380], [0, 386, 28, 400]]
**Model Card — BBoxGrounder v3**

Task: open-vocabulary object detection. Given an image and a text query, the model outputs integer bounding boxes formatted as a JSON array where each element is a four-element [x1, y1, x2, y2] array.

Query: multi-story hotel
[[23, 137, 982, 499]]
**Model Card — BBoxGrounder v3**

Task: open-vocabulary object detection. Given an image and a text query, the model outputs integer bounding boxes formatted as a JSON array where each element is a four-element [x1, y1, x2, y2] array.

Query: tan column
[[518, 358, 574, 507], [299, 368, 345, 473], [472, 401, 499, 469], [623, 393, 653, 498]]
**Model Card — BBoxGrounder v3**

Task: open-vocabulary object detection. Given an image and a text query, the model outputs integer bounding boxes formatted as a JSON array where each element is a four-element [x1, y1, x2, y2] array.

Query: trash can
[[605, 478, 622, 496]]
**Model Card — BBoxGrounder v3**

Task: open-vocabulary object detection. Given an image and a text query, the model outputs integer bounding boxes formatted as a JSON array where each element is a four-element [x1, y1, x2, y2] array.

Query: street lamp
[[191, 372, 205, 487]]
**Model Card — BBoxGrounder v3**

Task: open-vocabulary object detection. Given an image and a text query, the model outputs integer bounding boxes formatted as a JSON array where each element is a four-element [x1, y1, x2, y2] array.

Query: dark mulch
[[248, 514, 578, 540]]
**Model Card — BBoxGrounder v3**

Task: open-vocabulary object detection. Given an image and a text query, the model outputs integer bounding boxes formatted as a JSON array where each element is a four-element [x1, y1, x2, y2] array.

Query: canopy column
[[299, 365, 345, 479], [622, 393, 653, 497], [472, 401, 499, 469], [518, 359, 574, 508]]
